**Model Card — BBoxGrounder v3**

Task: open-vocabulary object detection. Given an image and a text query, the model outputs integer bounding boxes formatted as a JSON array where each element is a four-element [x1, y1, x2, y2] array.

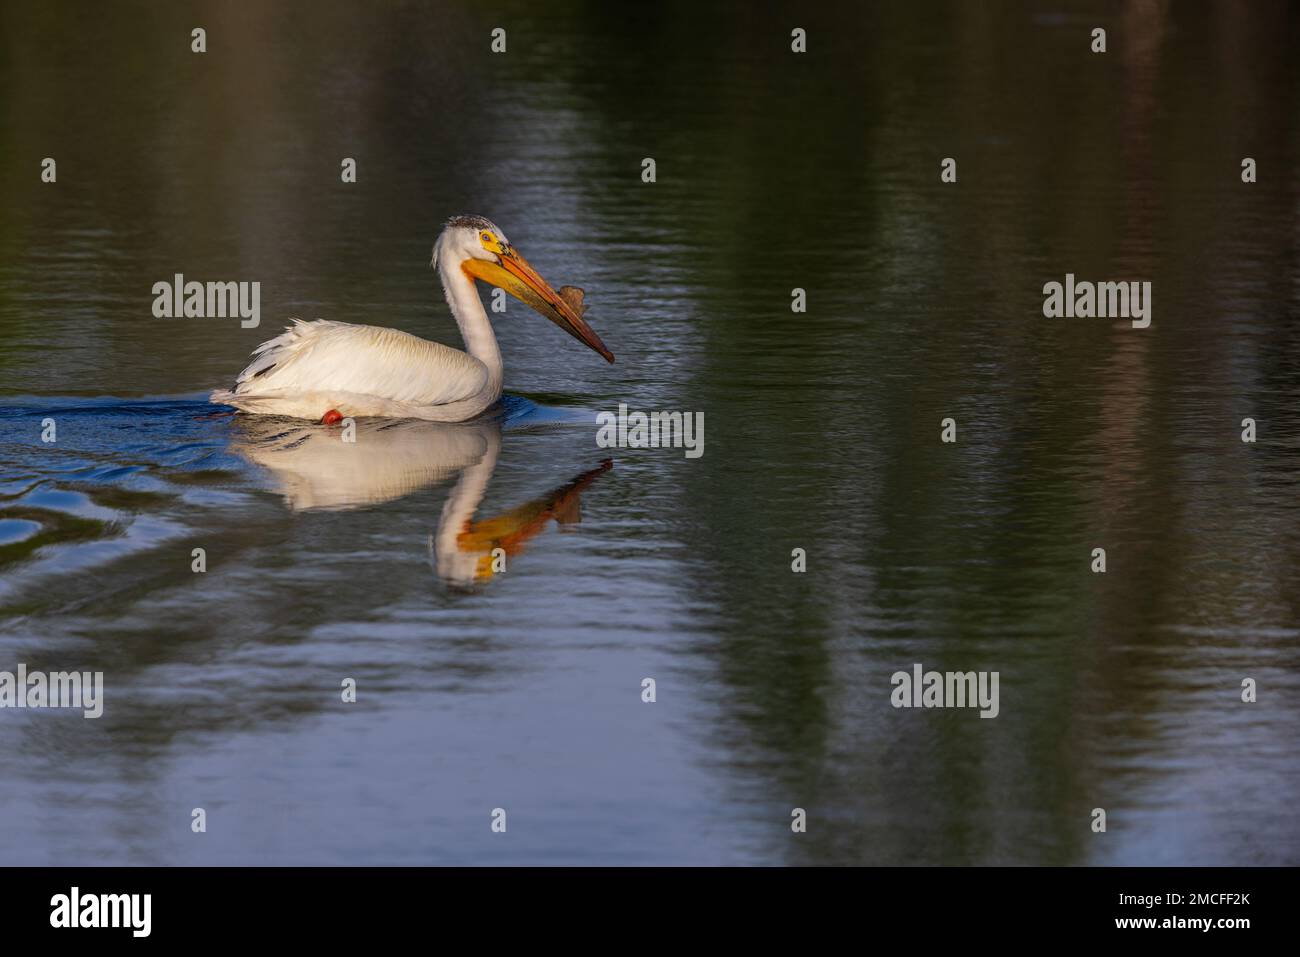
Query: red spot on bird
[[321, 409, 343, 425]]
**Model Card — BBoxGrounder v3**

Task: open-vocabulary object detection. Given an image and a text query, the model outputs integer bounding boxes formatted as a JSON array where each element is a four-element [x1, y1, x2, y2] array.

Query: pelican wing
[[216, 319, 488, 411]]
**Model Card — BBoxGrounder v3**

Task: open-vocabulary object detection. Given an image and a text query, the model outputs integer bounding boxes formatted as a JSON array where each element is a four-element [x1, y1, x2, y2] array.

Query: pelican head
[[433, 214, 614, 363]]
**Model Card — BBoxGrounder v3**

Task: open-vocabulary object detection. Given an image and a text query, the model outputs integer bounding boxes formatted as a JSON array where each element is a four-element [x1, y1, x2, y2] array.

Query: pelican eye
[[480, 231, 494, 245]]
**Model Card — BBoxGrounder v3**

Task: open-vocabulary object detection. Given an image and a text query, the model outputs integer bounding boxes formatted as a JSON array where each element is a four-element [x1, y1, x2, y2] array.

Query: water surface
[[1, 0, 1298, 865]]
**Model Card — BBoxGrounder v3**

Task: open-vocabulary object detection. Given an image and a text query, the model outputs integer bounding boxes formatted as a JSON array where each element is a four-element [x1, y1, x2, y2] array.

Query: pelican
[[210, 215, 613, 423]]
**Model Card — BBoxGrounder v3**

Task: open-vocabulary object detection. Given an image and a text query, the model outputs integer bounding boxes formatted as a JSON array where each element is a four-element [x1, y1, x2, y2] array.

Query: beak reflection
[[224, 415, 611, 587]]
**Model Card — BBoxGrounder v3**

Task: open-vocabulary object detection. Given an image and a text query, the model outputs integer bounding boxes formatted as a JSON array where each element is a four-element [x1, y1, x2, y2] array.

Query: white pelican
[[210, 215, 613, 423]]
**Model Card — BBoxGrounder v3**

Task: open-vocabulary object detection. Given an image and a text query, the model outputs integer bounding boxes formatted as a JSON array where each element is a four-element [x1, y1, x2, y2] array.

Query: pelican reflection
[[226, 415, 610, 586]]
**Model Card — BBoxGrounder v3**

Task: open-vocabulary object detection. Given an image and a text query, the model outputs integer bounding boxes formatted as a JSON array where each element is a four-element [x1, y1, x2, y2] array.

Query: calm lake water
[[1, 1, 1298, 865]]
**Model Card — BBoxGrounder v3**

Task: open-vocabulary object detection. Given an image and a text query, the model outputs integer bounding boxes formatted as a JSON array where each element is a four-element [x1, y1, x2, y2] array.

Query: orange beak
[[463, 248, 614, 363]]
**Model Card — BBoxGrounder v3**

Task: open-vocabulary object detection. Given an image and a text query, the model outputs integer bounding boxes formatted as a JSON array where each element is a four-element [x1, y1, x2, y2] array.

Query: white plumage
[[210, 215, 613, 422], [211, 319, 489, 421]]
